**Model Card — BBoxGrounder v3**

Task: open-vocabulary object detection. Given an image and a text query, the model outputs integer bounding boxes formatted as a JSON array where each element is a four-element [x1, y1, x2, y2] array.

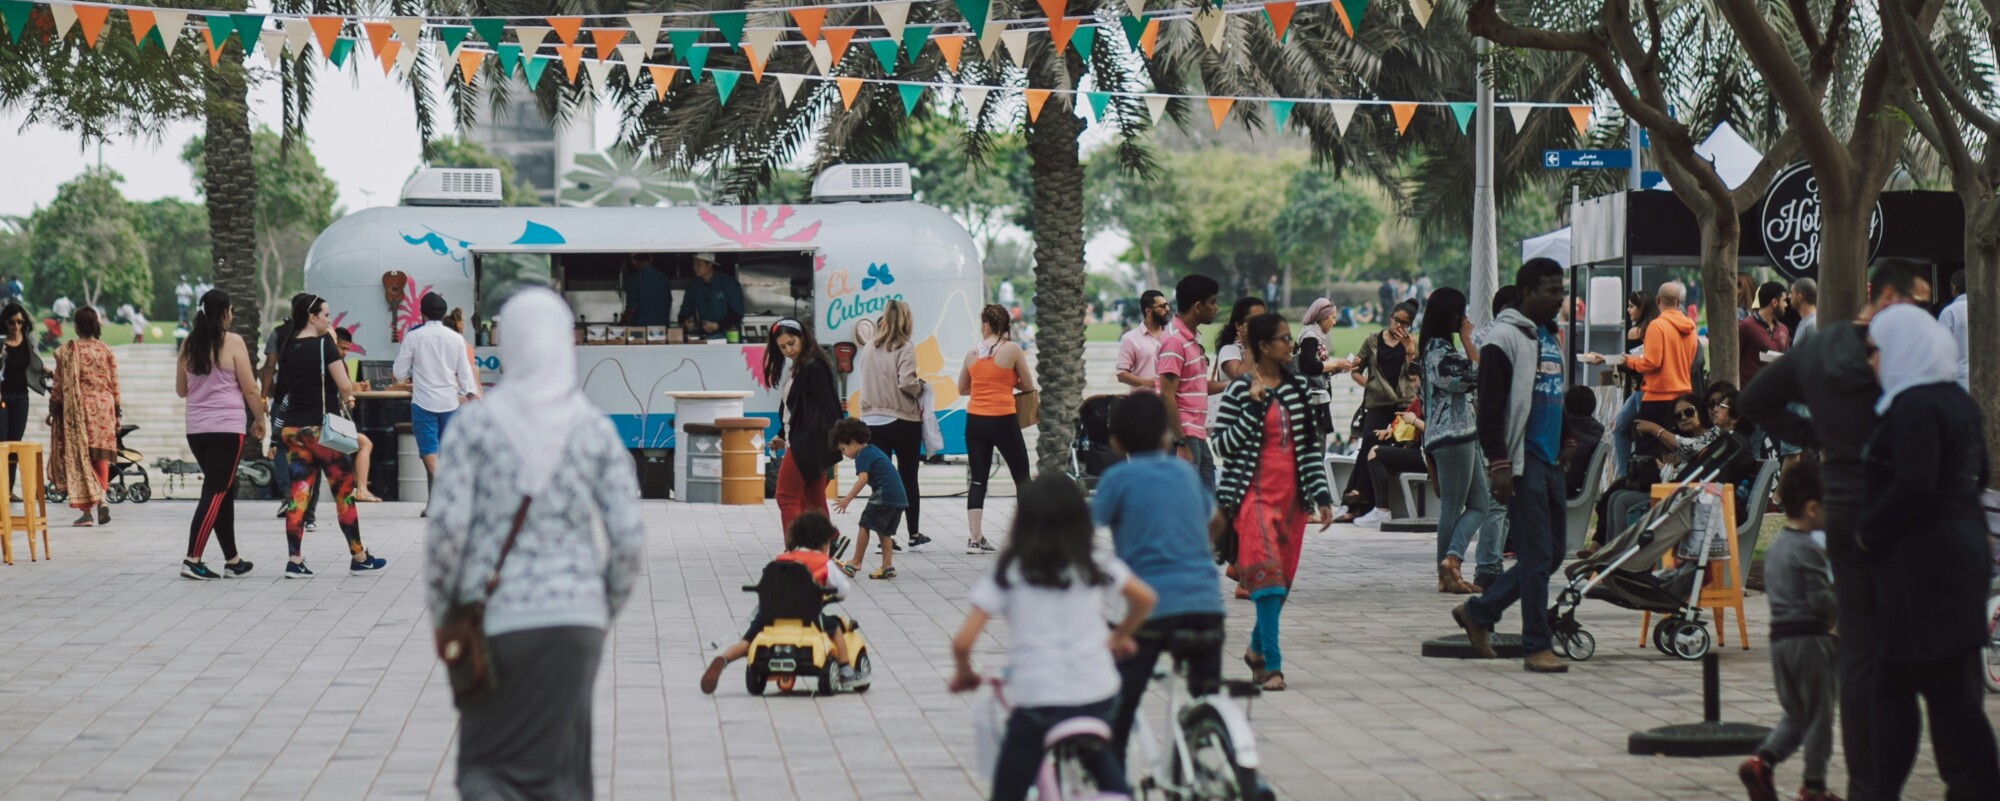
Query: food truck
[[302, 164, 984, 495]]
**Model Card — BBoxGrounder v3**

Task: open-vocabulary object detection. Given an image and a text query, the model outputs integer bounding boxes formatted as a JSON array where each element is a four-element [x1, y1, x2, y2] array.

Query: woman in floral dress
[[48, 307, 119, 526]]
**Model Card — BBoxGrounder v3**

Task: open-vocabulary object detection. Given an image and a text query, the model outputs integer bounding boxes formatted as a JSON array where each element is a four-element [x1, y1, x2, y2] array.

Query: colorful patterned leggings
[[280, 427, 362, 560]]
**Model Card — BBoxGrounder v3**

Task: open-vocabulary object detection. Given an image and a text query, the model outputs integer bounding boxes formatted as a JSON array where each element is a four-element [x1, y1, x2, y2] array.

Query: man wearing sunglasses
[[1738, 260, 1932, 801]]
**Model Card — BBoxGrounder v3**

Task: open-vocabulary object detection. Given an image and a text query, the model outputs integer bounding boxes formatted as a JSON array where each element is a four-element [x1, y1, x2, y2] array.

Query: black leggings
[[965, 413, 1029, 510], [1343, 406, 1401, 511], [867, 419, 924, 535], [187, 433, 244, 561], [2, 392, 27, 492]]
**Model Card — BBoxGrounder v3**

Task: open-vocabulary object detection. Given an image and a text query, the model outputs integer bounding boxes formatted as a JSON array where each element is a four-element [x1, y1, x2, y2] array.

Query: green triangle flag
[[524, 55, 550, 86], [1340, 0, 1368, 27], [869, 38, 899, 76], [1071, 24, 1095, 57], [1449, 101, 1474, 134], [233, 15, 265, 55], [668, 29, 701, 63], [328, 38, 354, 67], [203, 14, 235, 45], [472, 18, 507, 49], [1085, 91, 1110, 121], [899, 83, 924, 115], [712, 12, 745, 47], [1119, 15, 1146, 49], [141, 27, 164, 51], [438, 26, 471, 54], [713, 69, 740, 104], [955, 0, 989, 33], [497, 43, 522, 76], [0, 0, 31, 45], [1270, 100, 1294, 130], [683, 44, 709, 80], [902, 24, 931, 64]]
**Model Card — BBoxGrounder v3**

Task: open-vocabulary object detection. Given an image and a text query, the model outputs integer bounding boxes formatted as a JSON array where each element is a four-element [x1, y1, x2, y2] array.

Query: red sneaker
[[1738, 756, 1778, 801]]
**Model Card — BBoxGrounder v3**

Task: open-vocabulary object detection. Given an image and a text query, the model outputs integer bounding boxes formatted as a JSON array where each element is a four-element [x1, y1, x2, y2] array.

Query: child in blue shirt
[[1093, 391, 1227, 760], [832, 419, 908, 580]]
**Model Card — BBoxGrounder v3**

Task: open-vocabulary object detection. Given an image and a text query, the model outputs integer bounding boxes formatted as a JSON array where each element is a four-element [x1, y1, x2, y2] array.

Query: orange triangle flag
[[934, 33, 964, 73], [458, 48, 485, 84], [1207, 97, 1235, 130], [647, 65, 680, 100], [1568, 105, 1592, 136], [1139, 19, 1160, 58], [555, 44, 585, 82], [1038, 0, 1065, 21], [362, 21, 392, 56], [590, 28, 624, 61], [548, 17, 583, 46], [1025, 88, 1053, 122], [200, 28, 222, 66], [1390, 103, 1417, 135], [1264, 2, 1295, 41], [1048, 17, 1079, 55], [790, 7, 827, 44], [308, 16, 343, 57], [823, 28, 856, 67], [75, 5, 109, 47], [126, 9, 155, 44], [378, 41, 401, 76], [745, 46, 767, 82], [1331, 2, 1355, 37], [836, 76, 864, 109]]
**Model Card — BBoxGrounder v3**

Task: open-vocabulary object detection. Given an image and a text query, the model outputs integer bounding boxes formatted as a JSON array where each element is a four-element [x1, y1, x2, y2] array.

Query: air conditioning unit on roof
[[401, 168, 504, 207], [810, 163, 913, 203]]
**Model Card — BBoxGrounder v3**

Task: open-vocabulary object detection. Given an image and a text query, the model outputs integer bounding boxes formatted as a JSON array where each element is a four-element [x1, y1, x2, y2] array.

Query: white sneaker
[[1354, 508, 1389, 526]]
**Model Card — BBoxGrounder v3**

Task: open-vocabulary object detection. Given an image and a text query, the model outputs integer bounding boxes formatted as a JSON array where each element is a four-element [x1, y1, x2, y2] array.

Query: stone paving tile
[[0, 497, 1993, 800]]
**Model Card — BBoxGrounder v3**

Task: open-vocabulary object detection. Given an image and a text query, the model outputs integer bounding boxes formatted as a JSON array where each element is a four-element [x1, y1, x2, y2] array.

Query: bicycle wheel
[[1983, 595, 2000, 694], [1177, 707, 1266, 801], [1042, 741, 1103, 801]]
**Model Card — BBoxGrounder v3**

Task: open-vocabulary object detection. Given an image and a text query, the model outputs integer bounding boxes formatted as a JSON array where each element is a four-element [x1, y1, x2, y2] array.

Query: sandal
[[1243, 650, 1267, 684], [869, 566, 896, 580], [354, 492, 384, 503], [839, 563, 860, 578], [1260, 671, 1286, 692]]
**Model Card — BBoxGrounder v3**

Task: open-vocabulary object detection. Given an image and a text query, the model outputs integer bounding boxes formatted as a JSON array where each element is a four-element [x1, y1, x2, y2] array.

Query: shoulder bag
[[314, 337, 360, 454], [435, 498, 533, 707], [1014, 389, 1040, 429]]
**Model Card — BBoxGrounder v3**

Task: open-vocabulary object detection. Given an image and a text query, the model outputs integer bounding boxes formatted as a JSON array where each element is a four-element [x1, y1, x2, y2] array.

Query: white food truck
[[302, 164, 985, 493]]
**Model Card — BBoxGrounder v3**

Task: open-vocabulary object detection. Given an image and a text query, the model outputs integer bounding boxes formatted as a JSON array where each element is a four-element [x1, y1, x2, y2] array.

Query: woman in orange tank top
[[956, 304, 1037, 552]]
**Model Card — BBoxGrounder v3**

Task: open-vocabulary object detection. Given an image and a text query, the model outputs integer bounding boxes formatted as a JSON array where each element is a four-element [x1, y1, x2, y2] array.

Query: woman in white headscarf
[[1293, 298, 1358, 449], [425, 287, 646, 801], [1857, 303, 2000, 800]]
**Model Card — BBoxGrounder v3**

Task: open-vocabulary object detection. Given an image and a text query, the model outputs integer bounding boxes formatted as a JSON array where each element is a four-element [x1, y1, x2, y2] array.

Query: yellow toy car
[[741, 561, 873, 696]]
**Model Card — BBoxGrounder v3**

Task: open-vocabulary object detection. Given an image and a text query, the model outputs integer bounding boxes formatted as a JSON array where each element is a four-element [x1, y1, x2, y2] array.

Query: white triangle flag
[[49, 4, 76, 40], [777, 72, 805, 104], [809, 40, 833, 75], [1193, 6, 1225, 52], [1508, 104, 1531, 132], [261, 31, 284, 69], [1409, 0, 1434, 29], [1145, 94, 1170, 124], [1331, 101, 1357, 135], [283, 18, 311, 57], [874, 2, 910, 40], [980, 22, 1006, 61], [618, 44, 647, 78], [154, 10, 188, 55], [962, 85, 991, 120], [516, 26, 551, 57], [1126, 0, 1146, 16], [395, 38, 419, 77], [1001, 29, 1030, 66], [745, 28, 781, 59], [628, 14, 664, 52], [389, 16, 422, 44], [584, 58, 616, 90]]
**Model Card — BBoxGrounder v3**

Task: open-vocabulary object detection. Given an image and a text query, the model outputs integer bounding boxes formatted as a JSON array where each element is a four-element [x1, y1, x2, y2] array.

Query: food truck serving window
[[472, 250, 815, 346]]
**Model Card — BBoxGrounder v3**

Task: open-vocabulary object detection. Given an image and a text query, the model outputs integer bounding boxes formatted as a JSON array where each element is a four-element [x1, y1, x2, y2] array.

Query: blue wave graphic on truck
[[400, 222, 567, 275]]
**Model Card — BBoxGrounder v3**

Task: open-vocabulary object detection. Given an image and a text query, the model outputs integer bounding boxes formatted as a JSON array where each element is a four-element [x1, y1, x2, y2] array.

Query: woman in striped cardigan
[[1213, 313, 1336, 691]]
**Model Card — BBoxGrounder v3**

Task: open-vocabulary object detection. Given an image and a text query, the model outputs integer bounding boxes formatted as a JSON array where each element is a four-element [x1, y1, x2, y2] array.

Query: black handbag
[[1212, 504, 1239, 566], [434, 498, 532, 707]]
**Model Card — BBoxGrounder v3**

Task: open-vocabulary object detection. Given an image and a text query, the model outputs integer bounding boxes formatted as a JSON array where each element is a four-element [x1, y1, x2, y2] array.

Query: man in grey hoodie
[[1452, 258, 1577, 674]]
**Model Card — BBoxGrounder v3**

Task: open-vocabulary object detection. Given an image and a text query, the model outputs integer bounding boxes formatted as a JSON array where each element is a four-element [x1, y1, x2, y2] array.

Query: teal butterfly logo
[[861, 263, 895, 291]]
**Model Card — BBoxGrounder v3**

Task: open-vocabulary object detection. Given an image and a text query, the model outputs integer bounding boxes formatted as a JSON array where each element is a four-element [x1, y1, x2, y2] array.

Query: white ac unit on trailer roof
[[810, 163, 913, 202], [401, 168, 504, 207]]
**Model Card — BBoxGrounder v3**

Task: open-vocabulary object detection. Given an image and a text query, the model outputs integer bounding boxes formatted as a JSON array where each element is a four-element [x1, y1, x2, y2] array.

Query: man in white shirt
[[175, 281, 194, 324], [393, 292, 480, 498], [1937, 269, 1969, 388], [50, 296, 73, 321]]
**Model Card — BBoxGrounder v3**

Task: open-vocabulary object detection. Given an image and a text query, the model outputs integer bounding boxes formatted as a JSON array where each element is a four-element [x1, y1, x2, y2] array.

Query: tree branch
[[1715, 0, 1849, 177]]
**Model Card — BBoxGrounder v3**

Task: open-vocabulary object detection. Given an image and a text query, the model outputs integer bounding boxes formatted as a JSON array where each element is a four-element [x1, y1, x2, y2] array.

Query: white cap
[[693, 251, 718, 262]]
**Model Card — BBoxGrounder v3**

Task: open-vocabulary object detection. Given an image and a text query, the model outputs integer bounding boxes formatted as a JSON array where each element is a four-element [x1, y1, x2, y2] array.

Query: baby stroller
[[104, 424, 152, 503], [1547, 437, 1746, 662], [1069, 394, 1121, 490]]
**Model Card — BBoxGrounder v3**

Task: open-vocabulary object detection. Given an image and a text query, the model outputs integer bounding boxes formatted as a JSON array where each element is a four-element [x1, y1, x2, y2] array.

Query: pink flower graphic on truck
[[698, 206, 822, 248], [394, 276, 436, 341]]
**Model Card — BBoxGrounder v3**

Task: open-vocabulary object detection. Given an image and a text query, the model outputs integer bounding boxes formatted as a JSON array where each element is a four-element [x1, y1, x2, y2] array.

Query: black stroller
[[1547, 437, 1746, 662], [1068, 394, 1122, 490], [44, 424, 152, 504]]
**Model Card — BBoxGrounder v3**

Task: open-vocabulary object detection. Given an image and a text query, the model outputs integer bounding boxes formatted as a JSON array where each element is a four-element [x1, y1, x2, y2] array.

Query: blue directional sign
[[1542, 149, 1635, 169]]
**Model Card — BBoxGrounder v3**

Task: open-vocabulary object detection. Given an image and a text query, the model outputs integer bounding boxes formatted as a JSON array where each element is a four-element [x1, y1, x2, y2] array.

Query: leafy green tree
[[133, 199, 212, 321], [0, 216, 31, 298], [424, 137, 544, 206], [1275, 170, 1384, 304], [183, 128, 339, 325], [881, 116, 1031, 249], [28, 168, 152, 312]]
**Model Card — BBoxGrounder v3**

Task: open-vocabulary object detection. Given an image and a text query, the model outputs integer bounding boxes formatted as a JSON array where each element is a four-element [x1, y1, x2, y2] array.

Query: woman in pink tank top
[[174, 290, 269, 581]]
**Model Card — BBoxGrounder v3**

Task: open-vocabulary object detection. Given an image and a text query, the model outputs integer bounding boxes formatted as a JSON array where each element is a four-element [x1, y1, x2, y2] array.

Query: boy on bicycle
[[1096, 391, 1227, 763]]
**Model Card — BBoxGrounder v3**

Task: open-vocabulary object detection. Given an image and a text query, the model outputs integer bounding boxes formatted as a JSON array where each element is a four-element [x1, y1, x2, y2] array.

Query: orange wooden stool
[[1639, 483, 1747, 650], [1, 442, 50, 563]]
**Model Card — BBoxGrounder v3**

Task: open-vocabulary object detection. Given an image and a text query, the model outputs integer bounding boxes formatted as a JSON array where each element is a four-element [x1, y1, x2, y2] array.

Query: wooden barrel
[[714, 417, 770, 506]]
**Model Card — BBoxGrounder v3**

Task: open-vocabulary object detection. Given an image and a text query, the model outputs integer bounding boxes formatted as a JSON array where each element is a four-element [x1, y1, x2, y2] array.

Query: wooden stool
[[1, 442, 49, 563]]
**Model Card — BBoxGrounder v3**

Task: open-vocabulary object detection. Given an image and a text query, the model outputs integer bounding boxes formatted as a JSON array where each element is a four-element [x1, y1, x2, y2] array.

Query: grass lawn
[[1086, 321, 1377, 357], [38, 322, 172, 349]]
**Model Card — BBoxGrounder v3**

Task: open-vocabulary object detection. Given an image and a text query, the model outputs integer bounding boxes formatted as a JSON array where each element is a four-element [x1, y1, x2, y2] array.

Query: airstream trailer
[[301, 166, 985, 490]]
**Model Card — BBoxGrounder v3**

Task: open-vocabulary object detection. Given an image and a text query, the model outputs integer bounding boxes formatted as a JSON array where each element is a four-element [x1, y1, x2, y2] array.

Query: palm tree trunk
[[1965, 208, 2000, 489], [1026, 101, 1087, 476], [203, 33, 258, 355]]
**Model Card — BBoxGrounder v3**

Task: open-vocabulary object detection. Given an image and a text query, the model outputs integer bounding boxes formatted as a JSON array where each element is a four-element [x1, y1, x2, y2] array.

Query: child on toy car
[[701, 513, 859, 693]]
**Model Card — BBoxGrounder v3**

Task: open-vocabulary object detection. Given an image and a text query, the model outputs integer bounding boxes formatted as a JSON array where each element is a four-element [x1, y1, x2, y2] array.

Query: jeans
[[866, 419, 924, 535], [966, 413, 1030, 510], [1182, 436, 1216, 493], [1110, 613, 1225, 763], [1874, 648, 2000, 801], [1432, 441, 1501, 570], [1465, 456, 1562, 653], [1611, 392, 1640, 479], [990, 697, 1130, 801]]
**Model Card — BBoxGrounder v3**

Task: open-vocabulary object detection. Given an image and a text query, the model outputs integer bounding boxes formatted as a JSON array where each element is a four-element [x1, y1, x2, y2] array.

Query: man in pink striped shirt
[[1154, 275, 1224, 490]]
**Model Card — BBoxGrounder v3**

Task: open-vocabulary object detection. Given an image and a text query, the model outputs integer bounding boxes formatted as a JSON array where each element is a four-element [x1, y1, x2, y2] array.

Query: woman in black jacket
[[0, 303, 48, 498], [1858, 304, 2000, 800], [764, 318, 841, 541]]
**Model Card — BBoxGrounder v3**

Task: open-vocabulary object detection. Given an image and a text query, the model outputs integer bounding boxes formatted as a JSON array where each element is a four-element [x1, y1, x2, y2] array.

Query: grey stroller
[[1547, 437, 1746, 662]]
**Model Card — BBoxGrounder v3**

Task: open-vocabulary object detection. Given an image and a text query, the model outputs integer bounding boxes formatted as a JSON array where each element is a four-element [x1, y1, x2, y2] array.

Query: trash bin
[[398, 426, 428, 505], [714, 417, 768, 505], [680, 423, 723, 504], [634, 448, 673, 499]]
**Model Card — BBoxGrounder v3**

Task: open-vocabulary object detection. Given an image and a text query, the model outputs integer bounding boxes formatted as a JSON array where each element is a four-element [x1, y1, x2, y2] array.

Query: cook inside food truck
[[477, 247, 815, 348]]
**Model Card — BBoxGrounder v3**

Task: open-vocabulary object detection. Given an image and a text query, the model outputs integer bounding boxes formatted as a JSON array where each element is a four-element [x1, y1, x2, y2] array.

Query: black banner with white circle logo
[[1759, 162, 1884, 281]]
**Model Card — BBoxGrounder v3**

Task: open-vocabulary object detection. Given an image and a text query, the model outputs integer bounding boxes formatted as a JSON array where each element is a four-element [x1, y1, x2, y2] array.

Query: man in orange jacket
[[1615, 281, 1696, 466]]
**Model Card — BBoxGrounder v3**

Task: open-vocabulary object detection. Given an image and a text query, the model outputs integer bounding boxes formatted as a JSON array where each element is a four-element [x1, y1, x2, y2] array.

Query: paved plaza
[[0, 496, 1991, 800]]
